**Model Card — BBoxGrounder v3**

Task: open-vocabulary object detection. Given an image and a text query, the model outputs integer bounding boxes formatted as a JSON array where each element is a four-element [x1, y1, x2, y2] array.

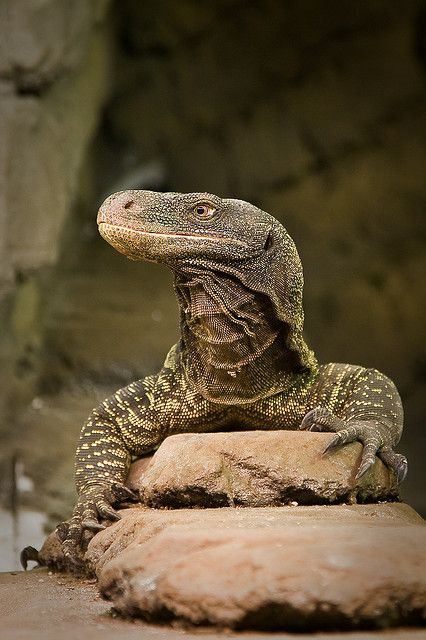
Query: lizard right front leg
[[60, 376, 166, 572]]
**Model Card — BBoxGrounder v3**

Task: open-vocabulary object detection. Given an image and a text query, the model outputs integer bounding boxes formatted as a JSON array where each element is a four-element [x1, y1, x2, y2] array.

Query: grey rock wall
[[0, 0, 112, 294], [0, 1, 114, 519]]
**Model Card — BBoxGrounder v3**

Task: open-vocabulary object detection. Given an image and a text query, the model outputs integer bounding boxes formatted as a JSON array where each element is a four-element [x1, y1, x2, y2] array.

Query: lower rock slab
[[87, 503, 426, 631]]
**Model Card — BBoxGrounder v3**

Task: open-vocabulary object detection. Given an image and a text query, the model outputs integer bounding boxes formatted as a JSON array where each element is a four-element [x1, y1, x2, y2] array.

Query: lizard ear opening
[[263, 229, 274, 251]]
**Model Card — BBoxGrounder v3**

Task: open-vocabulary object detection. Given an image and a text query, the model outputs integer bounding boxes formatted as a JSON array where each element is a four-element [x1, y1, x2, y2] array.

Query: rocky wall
[[0, 0, 112, 289], [0, 0, 114, 513]]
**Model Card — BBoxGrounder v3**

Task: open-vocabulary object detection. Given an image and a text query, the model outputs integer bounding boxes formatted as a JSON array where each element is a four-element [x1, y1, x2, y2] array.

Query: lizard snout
[[97, 191, 138, 226]]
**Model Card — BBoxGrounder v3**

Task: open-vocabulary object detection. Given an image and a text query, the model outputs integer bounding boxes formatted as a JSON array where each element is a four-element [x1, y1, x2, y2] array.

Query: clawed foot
[[58, 482, 139, 573], [20, 546, 41, 570], [300, 407, 407, 483]]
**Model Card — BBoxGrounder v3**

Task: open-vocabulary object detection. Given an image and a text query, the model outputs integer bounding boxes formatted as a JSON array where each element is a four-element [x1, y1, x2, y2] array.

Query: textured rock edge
[[132, 431, 399, 509], [93, 503, 426, 631]]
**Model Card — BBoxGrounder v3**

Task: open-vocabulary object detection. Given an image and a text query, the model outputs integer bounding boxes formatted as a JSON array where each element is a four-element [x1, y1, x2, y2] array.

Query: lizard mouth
[[98, 222, 248, 247]]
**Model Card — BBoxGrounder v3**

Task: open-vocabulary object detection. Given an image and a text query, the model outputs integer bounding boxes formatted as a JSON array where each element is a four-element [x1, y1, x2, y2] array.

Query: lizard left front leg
[[300, 367, 407, 482]]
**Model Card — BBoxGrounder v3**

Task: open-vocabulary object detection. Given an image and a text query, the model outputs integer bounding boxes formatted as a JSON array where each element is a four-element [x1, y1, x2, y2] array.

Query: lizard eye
[[192, 203, 216, 220]]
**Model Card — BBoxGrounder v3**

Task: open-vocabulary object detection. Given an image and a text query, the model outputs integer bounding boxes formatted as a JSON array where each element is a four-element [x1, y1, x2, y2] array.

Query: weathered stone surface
[[126, 456, 153, 491], [86, 502, 424, 574], [35, 498, 425, 631], [135, 431, 399, 509], [94, 503, 426, 630]]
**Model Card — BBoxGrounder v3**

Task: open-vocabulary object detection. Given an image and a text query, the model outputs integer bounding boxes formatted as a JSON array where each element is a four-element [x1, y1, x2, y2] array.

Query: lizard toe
[[96, 500, 121, 522], [81, 519, 106, 532], [110, 482, 139, 503], [378, 447, 408, 484], [355, 439, 381, 480], [323, 433, 343, 453], [55, 520, 70, 542], [299, 407, 331, 431], [323, 424, 359, 453], [395, 456, 408, 483]]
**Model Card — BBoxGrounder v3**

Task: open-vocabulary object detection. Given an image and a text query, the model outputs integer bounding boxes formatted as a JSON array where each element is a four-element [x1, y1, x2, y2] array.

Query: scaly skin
[[57, 190, 407, 570]]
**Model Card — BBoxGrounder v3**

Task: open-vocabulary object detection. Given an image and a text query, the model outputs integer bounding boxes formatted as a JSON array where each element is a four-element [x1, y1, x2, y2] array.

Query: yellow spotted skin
[[61, 190, 406, 571], [75, 357, 403, 491]]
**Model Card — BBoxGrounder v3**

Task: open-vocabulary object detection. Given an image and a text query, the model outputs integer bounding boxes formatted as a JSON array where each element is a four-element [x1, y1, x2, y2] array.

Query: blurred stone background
[[0, 0, 425, 562]]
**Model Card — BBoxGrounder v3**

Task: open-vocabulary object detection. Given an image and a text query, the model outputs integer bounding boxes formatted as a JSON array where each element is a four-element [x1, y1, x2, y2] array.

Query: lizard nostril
[[124, 200, 135, 210]]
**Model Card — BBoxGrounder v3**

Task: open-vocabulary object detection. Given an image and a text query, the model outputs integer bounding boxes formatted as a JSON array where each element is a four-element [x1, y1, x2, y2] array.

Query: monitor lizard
[[55, 190, 407, 570]]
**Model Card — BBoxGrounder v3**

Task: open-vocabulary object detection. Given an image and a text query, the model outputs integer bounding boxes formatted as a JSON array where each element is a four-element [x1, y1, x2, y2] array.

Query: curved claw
[[82, 519, 107, 532], [299, 410, 315, 430], [299, 407, 332, 431], [323, 434, 342, 453], [378, 448, 408, 484], [355, 459, 374, 480], [395, 457, 408, 483], [354, 439, 380, 479], [20, 546, 40, 570]]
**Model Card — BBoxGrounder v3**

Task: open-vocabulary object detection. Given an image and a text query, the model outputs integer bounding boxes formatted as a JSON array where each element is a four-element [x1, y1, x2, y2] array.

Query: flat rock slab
[[86, 503, 426, 631], [131, 430, 399, 508]]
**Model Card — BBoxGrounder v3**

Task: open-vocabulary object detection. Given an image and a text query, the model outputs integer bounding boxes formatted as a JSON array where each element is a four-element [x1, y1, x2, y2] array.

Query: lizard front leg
[[60, 356, 229, 572], [300, 367, 407, 483], [60, 375, 166, 572]]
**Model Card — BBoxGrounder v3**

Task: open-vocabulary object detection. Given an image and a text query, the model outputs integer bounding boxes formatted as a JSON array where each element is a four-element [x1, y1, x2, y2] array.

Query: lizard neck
[[174, 269, 303, 405]]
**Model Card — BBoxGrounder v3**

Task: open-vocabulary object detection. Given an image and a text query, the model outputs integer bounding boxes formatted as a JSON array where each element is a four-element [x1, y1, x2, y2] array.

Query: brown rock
[[86, 502, 423, 573], [95, 503, 426, 630], [135, 431, 399, 508], [126, 456, 153, 491]]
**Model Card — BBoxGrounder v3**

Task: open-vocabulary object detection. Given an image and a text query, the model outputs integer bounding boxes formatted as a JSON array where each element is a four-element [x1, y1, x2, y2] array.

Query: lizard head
[[97, 189, 317, 373], [97, 189, 273, 265]]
